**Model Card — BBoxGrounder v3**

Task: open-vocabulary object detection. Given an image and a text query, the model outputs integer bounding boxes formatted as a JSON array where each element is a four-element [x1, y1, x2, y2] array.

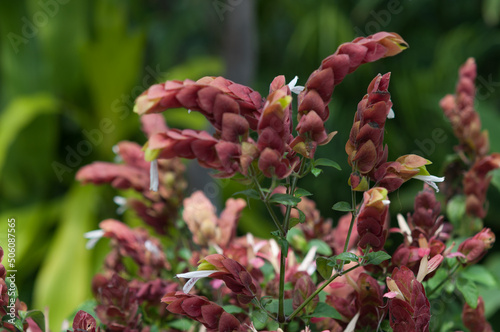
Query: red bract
[[71, 310, 100, 332], [135, 76, 264, 131], [93, 273, 142, 331], [458, 228, 495, 265], [292, 32, 407, 158], [356, 187, 390, 251], [77, 114, 186, 234], [385, 266, 431, 332], [464, 153, 500, 218], [356, 273, 384, 329], [346, 73, 392, 190], [97, 219, 168, 279], [163, 292, 242, 332], [200, 254, 261, 304], [462, 297, 493, 332], [440, 58, 489, 159], [375, 154, 431, 193], [406, 185, 445, 240], [182, 191, 246, 247]]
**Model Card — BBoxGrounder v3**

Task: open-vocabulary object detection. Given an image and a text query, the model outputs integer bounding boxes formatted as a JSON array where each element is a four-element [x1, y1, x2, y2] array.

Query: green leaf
[[294, 188, 312, 198], [334, 252, 359, 263], [0, 94, 58, 175], [223, 305, 245, 314], [309, 302, 342, 319], [19, 310, 46, 332], [311, 167, 322, 177], [316, 257, 333, 280], [314, 158, 342, 170], [446, 195, 466, 226], [33, 185, 98, 331], [491, 168, 500, 193], [461, 265, 497, 287], [457, 276, 479, 308], [269, 193, 301, 206], [169, 319, 194, 330], [308, 239, 332, 256], [379, 319, 393, 332], [363, 251, 391, 265], [289, 209, 306, 229], [233, 189, 261, 200], [332, 201, 352, 212]]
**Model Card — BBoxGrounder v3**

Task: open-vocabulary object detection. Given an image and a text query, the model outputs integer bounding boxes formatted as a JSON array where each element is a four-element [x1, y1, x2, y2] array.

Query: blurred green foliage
[[0, 0, 500, 330]]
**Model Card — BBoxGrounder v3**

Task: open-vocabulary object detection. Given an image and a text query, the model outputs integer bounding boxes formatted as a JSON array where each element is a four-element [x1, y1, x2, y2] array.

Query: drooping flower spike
[[292, 32, 408, 158]]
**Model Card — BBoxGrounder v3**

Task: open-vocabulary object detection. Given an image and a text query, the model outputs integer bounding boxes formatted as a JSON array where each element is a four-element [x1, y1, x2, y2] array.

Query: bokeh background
[[1, 0, 500, 330]]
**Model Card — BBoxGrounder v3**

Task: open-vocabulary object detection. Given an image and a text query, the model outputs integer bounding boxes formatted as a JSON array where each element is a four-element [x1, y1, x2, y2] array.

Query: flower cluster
[[135, 33, 407, 182], [77, 114, 187, 234], [441, 58, 500, 219], [57, 31, 500, 332]]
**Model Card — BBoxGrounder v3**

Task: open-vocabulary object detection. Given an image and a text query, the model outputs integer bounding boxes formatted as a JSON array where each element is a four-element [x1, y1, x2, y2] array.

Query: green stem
[[428, 262, 461, 297], [343, 188, 358, 254], [252, 298, 275, 320], [249, 164, 286, 235], [278, 158, 304, 323], [287, 264, 361, 321]]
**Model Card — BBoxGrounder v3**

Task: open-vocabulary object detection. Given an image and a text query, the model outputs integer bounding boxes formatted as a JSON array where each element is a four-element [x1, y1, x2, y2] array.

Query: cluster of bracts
[[2, 32, 499, 332]]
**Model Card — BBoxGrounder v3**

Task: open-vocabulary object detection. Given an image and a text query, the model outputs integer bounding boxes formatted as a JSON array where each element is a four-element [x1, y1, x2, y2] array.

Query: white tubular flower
[[344, 311, 360, 332], [113, 196, 127, 215], [150, 160, 159, 192], [176, 270, 219, 293], [298, 246, 317, 275], [287, 76, 305, 94], [387, 107, 395, 119], [84, 229, 105, 250], [413, 175, 445, 192], [397, 213, 413, 243], [144, 240, 161, 258]]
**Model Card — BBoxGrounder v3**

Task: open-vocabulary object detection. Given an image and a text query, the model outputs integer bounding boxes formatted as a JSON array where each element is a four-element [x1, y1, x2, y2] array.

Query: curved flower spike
[[293, 32, 408, 158]]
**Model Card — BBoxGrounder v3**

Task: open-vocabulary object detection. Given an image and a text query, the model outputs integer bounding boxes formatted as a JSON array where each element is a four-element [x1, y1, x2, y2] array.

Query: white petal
[[176, 270, 219, 279], [382, 199, 391, 206], [182, 277, 200, 293], [188, 109, 192, 114], [299, 246, 317, 274], [387, 108, 395, 119], [145, 240, 160, 258], [112, 145, 120, 154], [413, 175, 445, 192], [176, 270, 219, 294], [150, 160, 159, 192], [344, 311, 360, 332], [397, 213, 412, 243], [287, 76, 304, 94], [83, 229, 105, 249], [113, 196, 127, 214], [113, 196, 127, 206]]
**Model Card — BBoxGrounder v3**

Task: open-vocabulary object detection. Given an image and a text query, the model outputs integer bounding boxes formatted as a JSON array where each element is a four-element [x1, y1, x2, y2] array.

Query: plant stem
[[278, 158, 304, 323], [427, 262, 461, 297], [287, 264, 361, 321], [249, 165, 286, 235], [343, 188, 358, 254]]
